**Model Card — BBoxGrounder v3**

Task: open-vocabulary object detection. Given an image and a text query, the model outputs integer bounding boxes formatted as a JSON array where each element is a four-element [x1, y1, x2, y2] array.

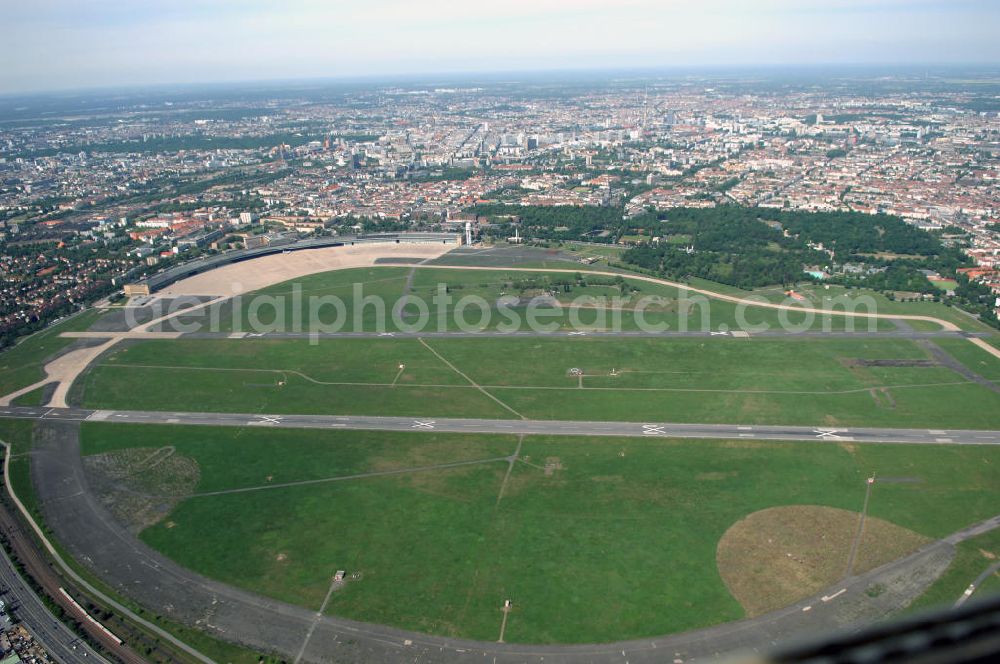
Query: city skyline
[[2, 0, 1000, 94]]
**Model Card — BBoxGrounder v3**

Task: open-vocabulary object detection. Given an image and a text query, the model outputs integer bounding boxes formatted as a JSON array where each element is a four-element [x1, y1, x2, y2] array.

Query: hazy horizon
[[2, 0, 999, 95]]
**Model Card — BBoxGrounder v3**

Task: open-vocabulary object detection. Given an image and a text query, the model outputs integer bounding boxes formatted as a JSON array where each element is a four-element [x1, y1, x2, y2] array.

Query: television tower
[[465, 221, 473, 246]]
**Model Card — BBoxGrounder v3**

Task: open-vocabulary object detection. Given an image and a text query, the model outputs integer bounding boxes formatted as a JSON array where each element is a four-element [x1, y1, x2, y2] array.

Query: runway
[[2, 405, 998, 445], [174, 329, 988, 339]]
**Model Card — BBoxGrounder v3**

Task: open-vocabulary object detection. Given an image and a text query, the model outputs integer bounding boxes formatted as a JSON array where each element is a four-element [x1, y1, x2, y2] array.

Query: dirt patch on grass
[[544, 457, 563, 477], [717, 505, 929, 617], [837, 356, 877, 384], [392, 463, 503, 503], [83, 447, 200, 534], [718, 440, 769, 449], [368, 439, 494, 473], [846, 359, 939, 368], [868, 388, 897, 409], [697, 471, 738, 481]]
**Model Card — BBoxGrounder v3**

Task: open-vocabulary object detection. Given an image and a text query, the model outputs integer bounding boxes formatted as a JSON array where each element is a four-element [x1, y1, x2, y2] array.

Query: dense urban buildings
[[1, 72, 998, 348]]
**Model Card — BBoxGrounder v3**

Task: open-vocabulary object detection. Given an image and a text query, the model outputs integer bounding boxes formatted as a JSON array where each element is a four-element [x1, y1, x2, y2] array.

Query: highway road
[[0, 543, 108, 664], [1, 405, 998, 446]]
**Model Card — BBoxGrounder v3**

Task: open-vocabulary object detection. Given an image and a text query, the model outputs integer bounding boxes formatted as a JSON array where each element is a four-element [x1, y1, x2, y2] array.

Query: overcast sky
[[2, 0, 998, 93]]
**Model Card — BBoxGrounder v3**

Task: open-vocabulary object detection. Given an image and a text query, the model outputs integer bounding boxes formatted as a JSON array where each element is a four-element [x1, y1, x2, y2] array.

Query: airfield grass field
[[10, 259, 1000, 649], [0, 418, 40, 519], [155, 266, 903, 334], [933, 337, 1000, 375], [77, 334, 1000, 428], [78, 423, 1000, 644], [682, 276, 997, 334]]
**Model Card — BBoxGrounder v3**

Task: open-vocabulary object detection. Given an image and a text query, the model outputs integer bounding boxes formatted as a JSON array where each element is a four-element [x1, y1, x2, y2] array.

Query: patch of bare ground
[[696, 471, 739, 481], [543, 457, 563, 477], [82, 447, 200, 534], [837, 356, 878, 384], [364, 438, 514, 499], [717, 505, 929, 617], [393, 464, 503, 503], [368, 440, 487, 473], [868, 387, 897, 409]]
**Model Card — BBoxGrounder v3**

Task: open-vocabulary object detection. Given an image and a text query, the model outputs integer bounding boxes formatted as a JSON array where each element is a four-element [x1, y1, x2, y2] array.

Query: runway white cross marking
[[642, 424, 666, 435], [412, 420, 436, 430], [710, 331, 730, 336], [814, 429, 845, 440], [568, 331, 586, 336], [253, 415, 283, 425]]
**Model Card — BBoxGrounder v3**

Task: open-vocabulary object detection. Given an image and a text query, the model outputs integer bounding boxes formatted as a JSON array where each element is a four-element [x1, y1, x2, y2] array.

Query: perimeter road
[[0, 406, 999, 446], [955, 560, 1000, 607]]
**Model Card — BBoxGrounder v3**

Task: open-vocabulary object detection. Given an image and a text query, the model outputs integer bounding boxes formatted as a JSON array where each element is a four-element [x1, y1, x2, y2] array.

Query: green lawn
[[738, 282, 994, 333], [0, 418, 41, 519], [79, 336, 1000, 429], [76, 337, 514, 418], [933, 338, 1000, 379], [77, 423, 1000, 644], [930, 279, 959, 292], [158, 266, 901, 334], [562, 243, 626, 259], [12, 385, 49, 406], [684, 278, 1000, 334], [80, 424, 516, 494]]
